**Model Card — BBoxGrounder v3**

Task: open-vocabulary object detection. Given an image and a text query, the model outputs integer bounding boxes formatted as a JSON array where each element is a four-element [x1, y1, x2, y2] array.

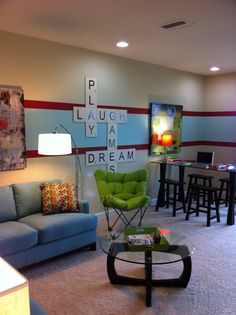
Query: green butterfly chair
[[94, 169, 151, 236]]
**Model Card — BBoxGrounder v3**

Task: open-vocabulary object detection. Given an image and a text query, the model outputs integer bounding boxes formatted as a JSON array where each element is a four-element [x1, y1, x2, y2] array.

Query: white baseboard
[[95, 208, 116, 220]]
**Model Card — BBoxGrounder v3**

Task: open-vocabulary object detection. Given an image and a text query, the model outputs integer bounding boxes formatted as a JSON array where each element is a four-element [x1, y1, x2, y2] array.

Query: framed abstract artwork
[[150, 103, 183, 156], [0, 86, 26, 170]]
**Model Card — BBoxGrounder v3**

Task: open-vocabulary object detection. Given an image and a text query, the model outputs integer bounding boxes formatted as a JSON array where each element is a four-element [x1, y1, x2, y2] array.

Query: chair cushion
[[104, 194, 150, 211], [95, 168, 150, 210], [40, 183, 79, 215], [12, 179, 61, 218], [113, 193, 134, 200], [18, 212, 98, 244], [0, 186, 17, 222], [103, 195, 127, 209], [95, 169, 148, 195], [126, 195, 150, 210], [0, 221, 38, 256]]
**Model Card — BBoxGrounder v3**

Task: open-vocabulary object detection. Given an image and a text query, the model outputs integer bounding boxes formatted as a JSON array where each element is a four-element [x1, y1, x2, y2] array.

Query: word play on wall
[[73, 77, 135, 172]]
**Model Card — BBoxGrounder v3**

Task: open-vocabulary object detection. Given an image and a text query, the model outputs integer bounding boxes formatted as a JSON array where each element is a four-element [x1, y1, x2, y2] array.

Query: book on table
[[123, 227, 169, 252], [127, 233, 154, 246]]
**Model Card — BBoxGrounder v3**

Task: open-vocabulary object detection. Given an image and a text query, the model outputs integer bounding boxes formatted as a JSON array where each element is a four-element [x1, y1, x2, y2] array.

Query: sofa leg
[[89, 242, 97, 251]]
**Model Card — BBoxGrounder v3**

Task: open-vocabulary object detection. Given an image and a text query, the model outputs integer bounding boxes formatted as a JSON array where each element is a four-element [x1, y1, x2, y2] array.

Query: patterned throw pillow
[[40, 183, 79, 215]]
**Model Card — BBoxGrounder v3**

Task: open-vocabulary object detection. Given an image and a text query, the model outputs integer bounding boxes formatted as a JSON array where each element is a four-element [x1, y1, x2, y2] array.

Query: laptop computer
[[196, 151, 214, 165]]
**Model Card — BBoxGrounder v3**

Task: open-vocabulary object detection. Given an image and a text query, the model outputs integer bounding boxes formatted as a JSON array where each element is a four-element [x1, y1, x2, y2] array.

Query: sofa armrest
[[78, 199, 90, 214], [30, 299, 48, 315]]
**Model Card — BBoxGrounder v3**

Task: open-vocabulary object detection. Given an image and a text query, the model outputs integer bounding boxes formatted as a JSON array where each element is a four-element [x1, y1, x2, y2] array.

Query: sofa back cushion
[[0, 186, 18, 222], [12, 179, 61, 218]]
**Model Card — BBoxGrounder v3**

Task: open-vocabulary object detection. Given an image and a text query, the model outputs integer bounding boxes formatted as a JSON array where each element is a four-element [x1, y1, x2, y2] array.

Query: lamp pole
[[53, 124, 81, 198]]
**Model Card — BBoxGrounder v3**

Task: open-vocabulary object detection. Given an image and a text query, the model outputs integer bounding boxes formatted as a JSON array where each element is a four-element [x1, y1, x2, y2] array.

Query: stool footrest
[[186, 183, 220, 227], [160, 178, 186, 216], [189, 184, 219, 192], [188, 174, 214, 180]]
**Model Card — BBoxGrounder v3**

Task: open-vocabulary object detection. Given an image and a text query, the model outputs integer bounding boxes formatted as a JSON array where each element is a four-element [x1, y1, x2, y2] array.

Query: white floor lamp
[[38, 124, 81, 198]]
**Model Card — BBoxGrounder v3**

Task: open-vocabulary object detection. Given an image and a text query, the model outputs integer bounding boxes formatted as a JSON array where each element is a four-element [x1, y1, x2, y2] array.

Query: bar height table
[[152, 161, 236, 225]]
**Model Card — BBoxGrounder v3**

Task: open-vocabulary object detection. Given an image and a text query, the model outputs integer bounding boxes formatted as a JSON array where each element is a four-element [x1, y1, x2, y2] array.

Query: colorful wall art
[[0, 86, 26, 170], [150, 103, 183, 156]]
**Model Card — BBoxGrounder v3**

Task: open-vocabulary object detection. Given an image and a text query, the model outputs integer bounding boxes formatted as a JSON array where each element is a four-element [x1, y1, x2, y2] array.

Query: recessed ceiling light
[[116, 41, 129, 48], [210, 66, 220, 72]]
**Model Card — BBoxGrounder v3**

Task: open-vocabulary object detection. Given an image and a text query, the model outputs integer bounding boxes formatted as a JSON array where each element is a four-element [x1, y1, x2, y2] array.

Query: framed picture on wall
[[0, 86, 26, 170], [150, 103, 183, 156]]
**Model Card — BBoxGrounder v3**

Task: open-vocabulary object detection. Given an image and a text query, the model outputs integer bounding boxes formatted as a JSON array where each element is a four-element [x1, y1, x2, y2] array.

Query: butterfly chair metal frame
[[95, 169, 151, 239], [104, 205, 148, 238]]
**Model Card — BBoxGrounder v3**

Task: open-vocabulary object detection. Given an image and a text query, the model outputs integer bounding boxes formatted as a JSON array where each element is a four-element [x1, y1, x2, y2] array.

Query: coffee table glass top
[[100, 227, 195, 265]]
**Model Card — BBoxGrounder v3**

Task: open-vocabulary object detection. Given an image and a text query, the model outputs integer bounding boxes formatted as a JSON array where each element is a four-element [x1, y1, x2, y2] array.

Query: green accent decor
[[95, 169, 150, 211], [95, 168, 151, 235], [123, 226, 169, 252]]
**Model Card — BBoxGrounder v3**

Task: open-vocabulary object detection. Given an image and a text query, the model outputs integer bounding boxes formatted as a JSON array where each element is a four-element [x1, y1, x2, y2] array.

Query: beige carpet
[[22, 206, 236, 315]]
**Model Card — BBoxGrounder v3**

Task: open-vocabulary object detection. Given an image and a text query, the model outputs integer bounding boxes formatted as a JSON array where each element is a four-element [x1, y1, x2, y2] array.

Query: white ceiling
[[1, 0, 236, 76]]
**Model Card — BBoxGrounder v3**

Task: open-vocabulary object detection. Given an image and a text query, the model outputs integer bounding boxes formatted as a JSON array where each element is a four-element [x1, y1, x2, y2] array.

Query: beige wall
[[204, 73, 236, 111], [1, 31, 227, 212], [0, 31, 205, 108], [202, 73, 236, 179]]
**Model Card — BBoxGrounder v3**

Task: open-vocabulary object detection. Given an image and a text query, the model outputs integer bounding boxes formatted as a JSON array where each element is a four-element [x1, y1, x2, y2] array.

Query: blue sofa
[[0, 180, 98, 269], [30, 299, 48, 315]]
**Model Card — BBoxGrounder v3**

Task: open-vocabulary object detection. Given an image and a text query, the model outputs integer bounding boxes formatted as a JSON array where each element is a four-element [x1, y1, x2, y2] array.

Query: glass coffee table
[[100, 227, 195, 307]]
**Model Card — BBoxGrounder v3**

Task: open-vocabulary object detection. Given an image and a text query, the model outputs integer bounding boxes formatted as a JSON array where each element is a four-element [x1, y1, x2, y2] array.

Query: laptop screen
[[197, 152, 214, 164]]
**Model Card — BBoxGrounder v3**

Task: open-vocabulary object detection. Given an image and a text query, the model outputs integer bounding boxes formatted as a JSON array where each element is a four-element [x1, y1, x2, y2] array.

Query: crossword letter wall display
[[73, 76, 135, 172]]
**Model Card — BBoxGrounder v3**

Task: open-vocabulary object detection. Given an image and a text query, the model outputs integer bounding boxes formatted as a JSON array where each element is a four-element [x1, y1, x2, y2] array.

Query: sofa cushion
[[0, 221, 38, 256], [12, 179, 61, 218], [40, 183, 79, 215], [0, 186, 17, 222], [18, 212, 98, 244]]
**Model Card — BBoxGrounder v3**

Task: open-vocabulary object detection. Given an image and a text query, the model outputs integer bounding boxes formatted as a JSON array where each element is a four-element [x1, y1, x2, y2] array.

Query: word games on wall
[[73, 77, 135, 172]]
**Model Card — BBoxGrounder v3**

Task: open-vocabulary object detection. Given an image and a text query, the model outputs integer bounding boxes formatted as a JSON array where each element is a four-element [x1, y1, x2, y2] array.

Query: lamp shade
[[161, 134, 173, 146], [0, 257, 30, 315], [38, 133, 72, 155]]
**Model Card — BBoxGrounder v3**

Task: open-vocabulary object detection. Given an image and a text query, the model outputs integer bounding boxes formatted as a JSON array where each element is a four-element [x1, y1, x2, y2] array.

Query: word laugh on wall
[[73, 77, 135, 172]]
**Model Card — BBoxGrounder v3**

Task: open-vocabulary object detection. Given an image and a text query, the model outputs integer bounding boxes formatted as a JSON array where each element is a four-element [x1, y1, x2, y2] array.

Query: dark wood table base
[[106, 244, 192, 307]]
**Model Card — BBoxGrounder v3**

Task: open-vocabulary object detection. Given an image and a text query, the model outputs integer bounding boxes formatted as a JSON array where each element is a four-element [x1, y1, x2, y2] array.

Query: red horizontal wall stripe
[[24, 100, 148, 114], [183, 111, 236, 116], [25, 100, 236, 116], [117, 144, 149, 150], [181, 141, 236, 147], [26, 141, 235, 159], [181, 141, 204, 146], [26, 144, 149, 158], [201, 141, 236, 147], [97, 105, 148, 114], [24, 100, 85, 110]]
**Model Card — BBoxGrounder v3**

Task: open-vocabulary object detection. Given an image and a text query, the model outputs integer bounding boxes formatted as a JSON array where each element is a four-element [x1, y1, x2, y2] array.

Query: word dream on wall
[[73, 76, 135, 172]]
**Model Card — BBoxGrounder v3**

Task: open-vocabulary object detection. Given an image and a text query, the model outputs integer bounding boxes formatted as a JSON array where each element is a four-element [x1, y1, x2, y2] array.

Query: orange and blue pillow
[[40, 183, 79, 215]]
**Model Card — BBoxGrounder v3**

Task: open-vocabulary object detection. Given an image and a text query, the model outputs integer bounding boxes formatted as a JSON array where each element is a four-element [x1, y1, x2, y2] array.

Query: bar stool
[[160, 178, 186, 217], [218, 178, 229, 207], [186, 183, 220, 227], [186, 173, 214, 204]]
